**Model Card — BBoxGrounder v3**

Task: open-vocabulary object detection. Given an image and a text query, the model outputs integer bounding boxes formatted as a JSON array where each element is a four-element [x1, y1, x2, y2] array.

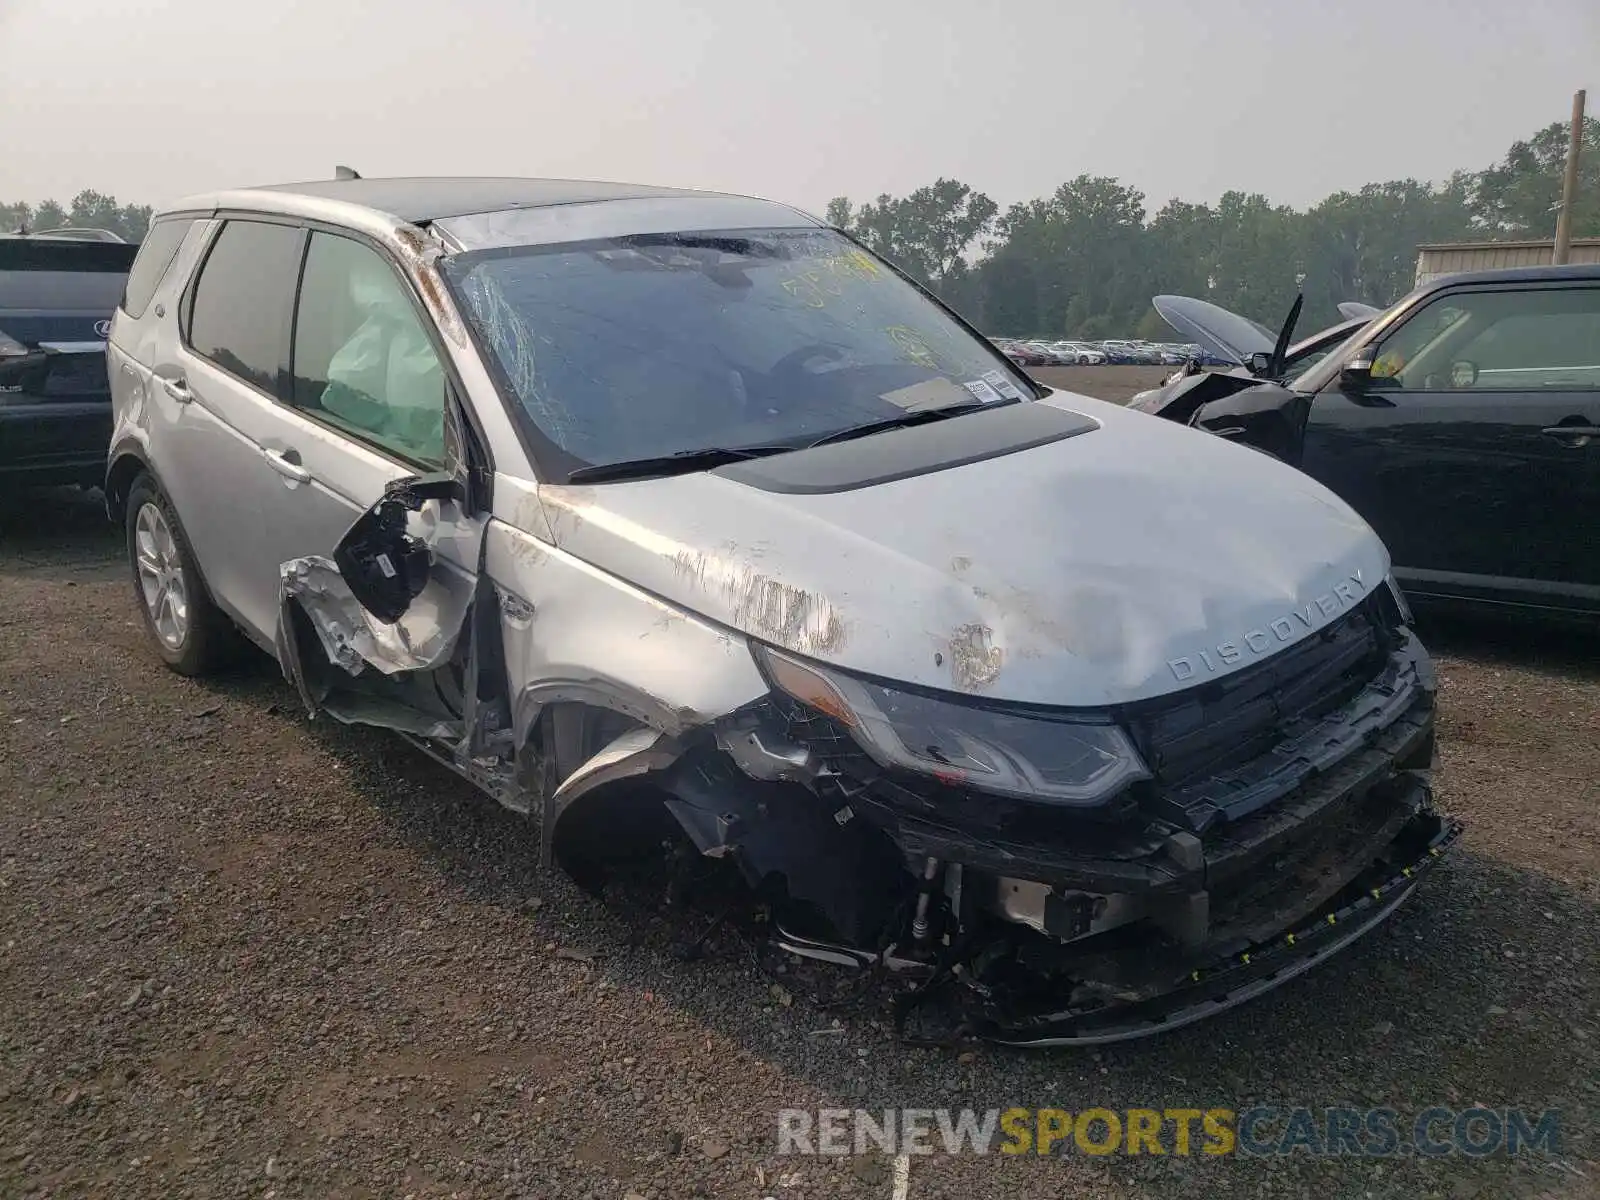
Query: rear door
[[162, 217, 307, 642], [1301, 282, 1600, 603]]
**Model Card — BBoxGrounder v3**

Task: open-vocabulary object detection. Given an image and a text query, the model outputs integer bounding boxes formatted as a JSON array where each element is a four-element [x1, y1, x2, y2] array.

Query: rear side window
[[120, 219, 195, 319], [185, 219, 305, 399]]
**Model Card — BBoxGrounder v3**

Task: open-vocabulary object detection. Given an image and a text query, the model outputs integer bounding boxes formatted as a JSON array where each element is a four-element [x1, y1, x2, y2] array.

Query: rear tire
[[125, 472, 236, 676]]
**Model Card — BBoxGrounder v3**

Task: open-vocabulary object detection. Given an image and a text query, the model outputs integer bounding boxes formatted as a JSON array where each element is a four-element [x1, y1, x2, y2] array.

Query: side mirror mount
[[332, 472, 462, 623], [1339, 349, 1376, 391]]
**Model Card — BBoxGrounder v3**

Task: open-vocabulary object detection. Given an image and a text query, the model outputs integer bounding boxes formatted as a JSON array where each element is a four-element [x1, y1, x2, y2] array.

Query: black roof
[[1419, 262, 1600, 290], [253, 176, 719, 223]]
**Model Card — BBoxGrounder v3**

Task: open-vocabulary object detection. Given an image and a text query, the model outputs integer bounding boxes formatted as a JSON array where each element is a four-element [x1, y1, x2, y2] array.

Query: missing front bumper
[[939, 812, 1461, 1047]]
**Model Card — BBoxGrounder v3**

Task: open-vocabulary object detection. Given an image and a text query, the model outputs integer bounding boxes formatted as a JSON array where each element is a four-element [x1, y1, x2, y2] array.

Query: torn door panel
[[275, 473, 486, 742], [274, 568, 465, 740], [280, 555, 469, 677]]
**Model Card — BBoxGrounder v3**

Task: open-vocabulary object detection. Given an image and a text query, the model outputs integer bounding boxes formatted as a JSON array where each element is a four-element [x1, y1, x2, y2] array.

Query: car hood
[[532, 394, 1389, 707], [1154, 295, 1377, 373], [1152, 295, 1276, 366]]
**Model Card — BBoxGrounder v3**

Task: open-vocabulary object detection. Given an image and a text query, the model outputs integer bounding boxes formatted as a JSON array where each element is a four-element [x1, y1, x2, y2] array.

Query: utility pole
[[1553, 89, 1586, 265]]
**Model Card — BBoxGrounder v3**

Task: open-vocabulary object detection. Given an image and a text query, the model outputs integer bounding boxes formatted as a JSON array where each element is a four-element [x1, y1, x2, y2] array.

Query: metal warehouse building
[[1415, 238, 1600, 286]]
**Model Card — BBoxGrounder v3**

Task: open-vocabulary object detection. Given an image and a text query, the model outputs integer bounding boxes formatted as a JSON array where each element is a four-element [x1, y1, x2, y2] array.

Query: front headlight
[[753, 646, 1150, 807]]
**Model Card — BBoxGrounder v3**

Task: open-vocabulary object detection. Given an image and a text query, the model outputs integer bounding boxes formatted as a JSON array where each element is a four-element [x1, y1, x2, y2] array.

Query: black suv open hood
[[1154, 294, 1376, 373]]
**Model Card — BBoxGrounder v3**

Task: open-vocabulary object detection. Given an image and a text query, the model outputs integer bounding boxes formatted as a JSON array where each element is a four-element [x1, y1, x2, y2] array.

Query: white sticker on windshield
[[962, 378, 1003, 404], [983, 369, 1025, 400], [880, 377, 972, 412]]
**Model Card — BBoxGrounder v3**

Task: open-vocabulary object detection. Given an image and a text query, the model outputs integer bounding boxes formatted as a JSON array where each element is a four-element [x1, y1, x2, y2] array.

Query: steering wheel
[[769, 343, 845, 381], [1422, 360, 1479, 390]]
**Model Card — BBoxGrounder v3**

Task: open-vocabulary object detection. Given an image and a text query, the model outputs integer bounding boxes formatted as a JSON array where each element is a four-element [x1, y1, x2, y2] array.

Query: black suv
[[0, 231, 138, 490], [1136, 265, 1600, 620]]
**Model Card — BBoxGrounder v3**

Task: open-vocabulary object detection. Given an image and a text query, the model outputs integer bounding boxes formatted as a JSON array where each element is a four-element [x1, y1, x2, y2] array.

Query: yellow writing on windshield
[[777, 248, 886, 310], [885, 324, 940, 369]]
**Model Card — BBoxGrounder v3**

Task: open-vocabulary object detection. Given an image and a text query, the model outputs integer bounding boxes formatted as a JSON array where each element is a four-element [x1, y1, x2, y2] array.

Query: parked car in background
[[105, 175, 1454, 1046], [991, 338, 1050, 367], [1100, 340, 1158, 365], [1134, 265, 1600, 620], [1036, 341, 1080, 365], [0, 229, 139, 489]]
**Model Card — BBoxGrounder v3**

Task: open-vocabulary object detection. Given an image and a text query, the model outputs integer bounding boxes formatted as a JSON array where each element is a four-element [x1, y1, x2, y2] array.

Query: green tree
[[1470, 117, 1600, 238], [1302, 176, 1474, 318], [828, 179, 997, 297], [1, 193, 149, 240], [0, 202, 33, 234], [33, 200, 67, 231], [975, 176, 1147, 337]]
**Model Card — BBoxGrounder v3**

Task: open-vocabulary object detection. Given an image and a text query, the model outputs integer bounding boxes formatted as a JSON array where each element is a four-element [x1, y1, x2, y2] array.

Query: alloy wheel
[[134, 502, 189, 650]]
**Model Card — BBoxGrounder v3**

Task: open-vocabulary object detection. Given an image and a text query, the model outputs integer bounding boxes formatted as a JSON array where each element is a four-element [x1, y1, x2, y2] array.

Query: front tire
[[125, 472, 234, 676]]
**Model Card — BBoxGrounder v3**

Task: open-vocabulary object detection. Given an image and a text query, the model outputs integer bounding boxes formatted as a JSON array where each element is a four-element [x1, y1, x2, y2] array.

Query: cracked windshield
[[443, 228, 1031, 473]]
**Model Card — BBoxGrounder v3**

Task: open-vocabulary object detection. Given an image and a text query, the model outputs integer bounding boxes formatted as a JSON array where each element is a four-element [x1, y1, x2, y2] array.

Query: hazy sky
[[2, 0, 1593, 219]]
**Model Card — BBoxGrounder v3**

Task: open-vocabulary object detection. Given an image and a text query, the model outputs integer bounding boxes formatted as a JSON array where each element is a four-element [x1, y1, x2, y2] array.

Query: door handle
[[263, 448, 312, 483], [159, 375, 192, 404], [1541, 425, 1600, 447]]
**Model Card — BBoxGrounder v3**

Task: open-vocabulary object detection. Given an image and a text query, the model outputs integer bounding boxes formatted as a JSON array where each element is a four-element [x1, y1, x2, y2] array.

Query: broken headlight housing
[[1385, 572, 1414, 625], [753, 646, 1150, 807]]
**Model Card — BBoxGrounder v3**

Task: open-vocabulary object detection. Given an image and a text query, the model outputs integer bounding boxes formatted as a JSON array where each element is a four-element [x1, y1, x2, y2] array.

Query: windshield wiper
[[806, 400, 994, 448], [565, 444, 793, 484]]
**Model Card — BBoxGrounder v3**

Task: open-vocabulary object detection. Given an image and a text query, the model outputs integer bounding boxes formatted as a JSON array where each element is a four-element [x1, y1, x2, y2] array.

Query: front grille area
[[1123, 591, 1407, 831], [764, 586, 1425, 889]]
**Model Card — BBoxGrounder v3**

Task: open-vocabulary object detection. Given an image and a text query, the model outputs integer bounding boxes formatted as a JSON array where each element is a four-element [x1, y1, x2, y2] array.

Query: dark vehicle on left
[[0, 230, 140, 489]]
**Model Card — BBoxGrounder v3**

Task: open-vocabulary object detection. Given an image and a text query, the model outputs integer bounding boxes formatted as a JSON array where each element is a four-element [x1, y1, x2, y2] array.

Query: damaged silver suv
[[105, 177, 1459, 1045]]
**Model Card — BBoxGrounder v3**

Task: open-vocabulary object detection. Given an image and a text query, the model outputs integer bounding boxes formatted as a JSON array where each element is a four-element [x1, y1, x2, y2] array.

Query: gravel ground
[[1, 456, 1595, 1198], [1029, 364, 1176, 403]]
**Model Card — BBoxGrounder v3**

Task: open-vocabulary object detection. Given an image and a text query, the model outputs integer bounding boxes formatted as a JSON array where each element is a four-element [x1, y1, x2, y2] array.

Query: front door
[[251, 227, 476, 581], [1301, 282, 1600, 603]]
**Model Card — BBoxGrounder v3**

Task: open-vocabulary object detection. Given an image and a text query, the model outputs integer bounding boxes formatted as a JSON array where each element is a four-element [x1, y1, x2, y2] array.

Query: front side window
[[185, 219, 304, 398], [1369, 288, 1600, 392], [441, 227, 1032, 479], [291, 232, 446, 465]]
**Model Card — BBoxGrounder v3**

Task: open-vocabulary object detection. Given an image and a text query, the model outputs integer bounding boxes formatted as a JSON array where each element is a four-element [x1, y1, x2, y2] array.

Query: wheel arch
[[104, 440, 154, 523]]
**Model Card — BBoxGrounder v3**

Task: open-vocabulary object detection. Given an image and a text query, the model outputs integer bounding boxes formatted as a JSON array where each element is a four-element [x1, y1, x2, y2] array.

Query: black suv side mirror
[[1339, 349, 1376, 391], [1247, 351, 1273, 376]]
